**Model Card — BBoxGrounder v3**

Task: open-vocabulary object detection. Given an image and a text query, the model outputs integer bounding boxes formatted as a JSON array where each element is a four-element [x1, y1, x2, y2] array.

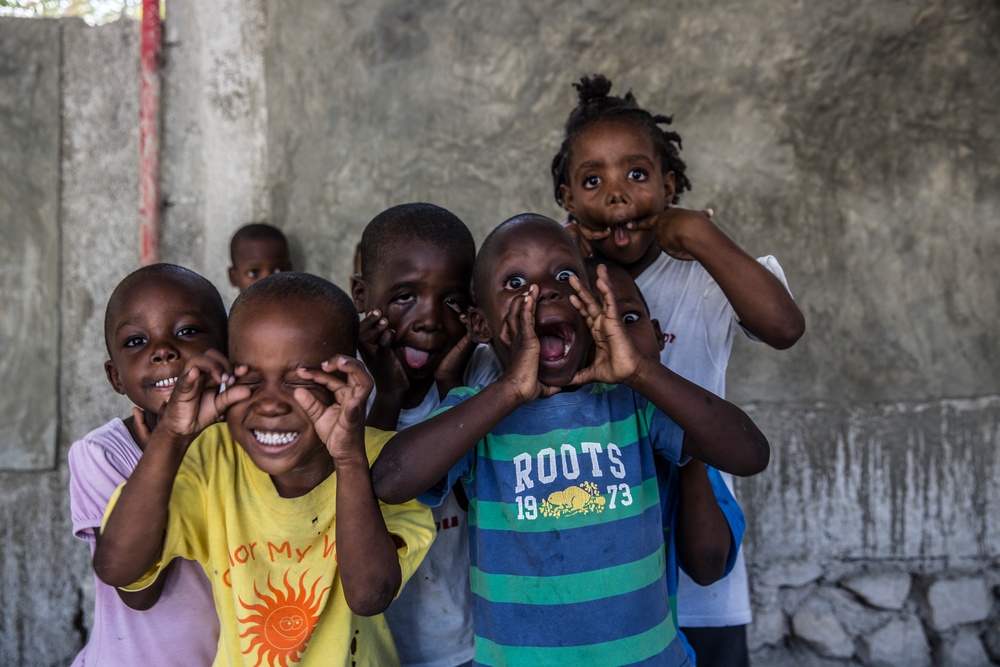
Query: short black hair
[[551, 74, 691, 209], [104, 263, 227, 356], [230, 272, 359, 352], [472, 213, 584, 306], [584, 257, 652, 315], [230, 222, 289, 261], [359, 203, 475, 282]]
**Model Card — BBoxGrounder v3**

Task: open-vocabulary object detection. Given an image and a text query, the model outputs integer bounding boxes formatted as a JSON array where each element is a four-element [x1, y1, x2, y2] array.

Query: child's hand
[[568, 266, 642, 386], [130, 407, 151, 448], [499, 285, 560, 401], [294, 356, 373, 463], [358, 309, 409, 397], [561, 219, 596, 258], [156, 350, 250, 441], [434, 327, 474, 399], [653, 207, 715, 261]]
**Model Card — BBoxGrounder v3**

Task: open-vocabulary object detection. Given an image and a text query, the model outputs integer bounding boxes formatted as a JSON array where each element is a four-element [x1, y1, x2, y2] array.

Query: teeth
[[154, 377, 178, 388], [253, 430, 298, 446], [563, 341, 571, 356]]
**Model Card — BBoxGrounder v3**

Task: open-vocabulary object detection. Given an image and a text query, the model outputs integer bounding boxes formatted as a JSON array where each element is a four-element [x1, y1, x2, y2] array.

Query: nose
[[411, 299, 443, 333], [604, 175, 630, 205], [537, 279, 566, 303], [253, 382, 292, 417], [149, 339, 180, 364]]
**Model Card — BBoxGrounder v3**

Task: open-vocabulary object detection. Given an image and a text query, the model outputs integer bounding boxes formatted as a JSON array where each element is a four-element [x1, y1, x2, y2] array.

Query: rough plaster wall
[[0, 18, 60, 470], [0, 17, 140, 665], [3, 1, 999, 663], [266, 0, 1000, 562], [266, 0, 1000, 403], [160, 0, 270, 301]]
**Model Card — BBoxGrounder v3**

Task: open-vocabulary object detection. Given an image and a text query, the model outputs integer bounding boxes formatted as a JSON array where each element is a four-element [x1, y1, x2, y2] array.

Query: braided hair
[[551, 74, 691, 209]]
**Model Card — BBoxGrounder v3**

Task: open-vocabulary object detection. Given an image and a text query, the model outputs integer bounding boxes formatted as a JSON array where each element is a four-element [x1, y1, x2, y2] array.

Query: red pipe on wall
[[139, 0, 161, 266]]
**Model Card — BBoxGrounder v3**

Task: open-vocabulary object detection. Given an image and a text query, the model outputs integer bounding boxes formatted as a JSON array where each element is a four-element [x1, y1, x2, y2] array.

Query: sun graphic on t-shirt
[[238, 571, 331, 667]]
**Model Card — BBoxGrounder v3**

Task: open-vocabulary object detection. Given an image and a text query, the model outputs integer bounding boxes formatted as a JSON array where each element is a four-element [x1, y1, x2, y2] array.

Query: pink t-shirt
[[68, 418, 219, 666]]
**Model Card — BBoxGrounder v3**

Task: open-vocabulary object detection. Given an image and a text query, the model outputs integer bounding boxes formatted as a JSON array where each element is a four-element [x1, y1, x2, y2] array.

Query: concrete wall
[[1, 0, 998, 664]]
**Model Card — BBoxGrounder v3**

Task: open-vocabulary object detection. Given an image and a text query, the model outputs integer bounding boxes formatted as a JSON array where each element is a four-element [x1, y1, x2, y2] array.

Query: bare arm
[[93, 352, 249, 588], [358, 310, 407, 431], [655, 208, 805, 349], [570, 267, 769, 476], [295, 356, 401, 615], [673, 460, 732, 586], [372, 288, 547, 504]]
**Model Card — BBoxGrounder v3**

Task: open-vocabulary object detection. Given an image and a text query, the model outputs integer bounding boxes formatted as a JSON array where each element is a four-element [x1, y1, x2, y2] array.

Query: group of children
[[68, 74, 803, 667]]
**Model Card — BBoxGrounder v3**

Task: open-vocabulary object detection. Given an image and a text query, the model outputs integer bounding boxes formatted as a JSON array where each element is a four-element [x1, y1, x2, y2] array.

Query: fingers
[[131, 407, 151, 447], [578, 225, 611, 242], [568, 273, 602, 325]]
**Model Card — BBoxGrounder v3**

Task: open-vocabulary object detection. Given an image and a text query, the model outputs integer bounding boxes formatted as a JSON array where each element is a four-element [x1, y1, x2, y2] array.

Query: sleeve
[[68, 432, 133, 542], [415, 387, 477, 508], [738, 255, 795, 343], [641, 393, 687, 466], [362, 427, 437, 592], [463, 343, 503, 389], [706, 466, 745, 577]]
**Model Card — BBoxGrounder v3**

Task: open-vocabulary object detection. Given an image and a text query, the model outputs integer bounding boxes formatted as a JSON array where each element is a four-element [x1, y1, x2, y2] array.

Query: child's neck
[[622, 243, 663, 279], [402, 377, 436, 410]]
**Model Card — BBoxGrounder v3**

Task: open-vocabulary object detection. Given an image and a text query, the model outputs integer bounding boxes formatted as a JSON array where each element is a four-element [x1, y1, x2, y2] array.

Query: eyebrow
[[574, 154, 655, 174]]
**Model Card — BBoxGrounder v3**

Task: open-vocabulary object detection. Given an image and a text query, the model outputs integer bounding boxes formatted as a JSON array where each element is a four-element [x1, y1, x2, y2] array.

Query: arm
[[372, 287, 548, 504], [358, 310, 407, 430], [93, 530, 169, 610], [654, 208, 805, 349], [673, 460, 732, 586], [93, 352, 249, 588], [293, 356, 401, 615], [570, 267, 769, 476]]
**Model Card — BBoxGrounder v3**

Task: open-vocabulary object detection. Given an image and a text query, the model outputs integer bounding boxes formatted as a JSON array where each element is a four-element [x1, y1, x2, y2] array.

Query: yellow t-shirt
[[106, 424, 435, 667]]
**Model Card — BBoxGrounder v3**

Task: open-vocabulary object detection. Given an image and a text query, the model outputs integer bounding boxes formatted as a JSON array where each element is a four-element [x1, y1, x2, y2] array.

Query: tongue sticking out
[[614, 224, 630, 247], [403, 347, 431, 369], [539, 335, 567, 361]]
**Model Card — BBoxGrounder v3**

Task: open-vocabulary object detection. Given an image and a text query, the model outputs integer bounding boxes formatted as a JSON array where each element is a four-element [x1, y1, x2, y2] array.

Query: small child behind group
[[93, 272, 435, 666], [552, 74, 805, 667], [69, 263, 224, 666], [587, 259, 746, 664], [373, 214, 770, 667], [228, 222, 293, 293], [351, 203, 498, 667]]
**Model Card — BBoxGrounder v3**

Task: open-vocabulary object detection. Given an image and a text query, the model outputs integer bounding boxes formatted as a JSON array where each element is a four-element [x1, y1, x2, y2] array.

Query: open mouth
[[536, 322, 574, 362], [612, 223, 631, 247], [253, 430, 299, 447], [402, 346, 433, 370]]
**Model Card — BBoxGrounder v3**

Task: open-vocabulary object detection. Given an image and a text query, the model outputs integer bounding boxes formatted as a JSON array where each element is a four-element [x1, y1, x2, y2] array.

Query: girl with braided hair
[[552, 74, 805, 667]]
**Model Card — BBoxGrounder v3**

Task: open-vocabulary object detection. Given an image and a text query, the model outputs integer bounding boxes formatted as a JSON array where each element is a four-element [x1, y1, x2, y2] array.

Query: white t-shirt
[[636, 251, 792, 627], [375, 345, 499, 667]]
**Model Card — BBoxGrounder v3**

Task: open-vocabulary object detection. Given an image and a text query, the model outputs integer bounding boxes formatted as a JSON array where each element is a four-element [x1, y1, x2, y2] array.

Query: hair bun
[[573, 74, 613, 104]]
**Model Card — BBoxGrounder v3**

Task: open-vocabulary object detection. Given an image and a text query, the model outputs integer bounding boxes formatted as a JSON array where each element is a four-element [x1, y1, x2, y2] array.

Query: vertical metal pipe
[[139, 0, 161, 266]]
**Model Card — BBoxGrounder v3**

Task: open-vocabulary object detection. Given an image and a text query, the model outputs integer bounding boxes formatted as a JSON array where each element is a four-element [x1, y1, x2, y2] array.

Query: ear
[[349, 274, 367, 314], [559, 183, 576, 215], [652, 319, 666, 352], [662, 171, 676, 204], [468, 307, 493, 344], [104, 359, 126, 395], [228, 266, 239, 288]]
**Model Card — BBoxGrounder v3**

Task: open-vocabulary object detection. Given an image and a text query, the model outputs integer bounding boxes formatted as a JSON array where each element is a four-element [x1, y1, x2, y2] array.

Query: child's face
[[597, 263, 664, 361], [357, 239, 472, 382], [105, 278, 226, 417], [229, 238, 293, 293], [227, 301, 349, 496], [472, 219, 591, 388], [560, 120, 676, 270]]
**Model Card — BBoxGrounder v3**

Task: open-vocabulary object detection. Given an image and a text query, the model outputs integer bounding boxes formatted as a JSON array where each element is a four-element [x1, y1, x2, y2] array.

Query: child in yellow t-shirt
[[95, 272, 435, 666]]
